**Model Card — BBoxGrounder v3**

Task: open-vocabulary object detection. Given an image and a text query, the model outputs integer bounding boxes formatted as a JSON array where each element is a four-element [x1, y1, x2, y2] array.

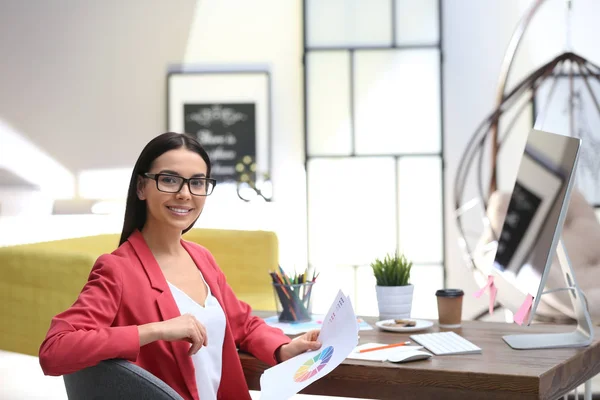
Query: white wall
[[0, 0, 307, 268], [0, 0, 197, 217], [0, 0, 197, 173], [0, 188, 53, 217], [443, 0, 600, 317]]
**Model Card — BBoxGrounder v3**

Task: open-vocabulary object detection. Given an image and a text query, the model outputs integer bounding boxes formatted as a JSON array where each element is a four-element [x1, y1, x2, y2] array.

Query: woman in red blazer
[[39, 132, 321, 400]]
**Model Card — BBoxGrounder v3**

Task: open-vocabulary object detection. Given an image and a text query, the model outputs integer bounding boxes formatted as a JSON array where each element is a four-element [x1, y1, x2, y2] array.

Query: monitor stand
[[503, 240, 594, 350]]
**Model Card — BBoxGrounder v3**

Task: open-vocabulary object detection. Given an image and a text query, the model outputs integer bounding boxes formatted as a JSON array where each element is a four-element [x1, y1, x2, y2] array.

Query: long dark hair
[[119, 132, 211, 246]]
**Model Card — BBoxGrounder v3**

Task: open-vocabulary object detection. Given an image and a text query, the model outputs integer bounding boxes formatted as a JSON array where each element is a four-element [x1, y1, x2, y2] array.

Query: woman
[[39, 132, 321, 400]]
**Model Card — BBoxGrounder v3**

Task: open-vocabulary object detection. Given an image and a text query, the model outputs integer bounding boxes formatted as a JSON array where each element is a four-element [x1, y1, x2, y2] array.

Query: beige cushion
[[483, 189, 600, 324]]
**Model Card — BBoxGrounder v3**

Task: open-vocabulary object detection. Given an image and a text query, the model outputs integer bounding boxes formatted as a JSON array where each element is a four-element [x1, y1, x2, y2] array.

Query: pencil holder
[[272, 282, 314, 323]]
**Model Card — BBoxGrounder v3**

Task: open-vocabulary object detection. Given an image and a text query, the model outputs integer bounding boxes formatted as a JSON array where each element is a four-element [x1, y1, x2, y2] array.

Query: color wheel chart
[[293, 346, 334, 382]]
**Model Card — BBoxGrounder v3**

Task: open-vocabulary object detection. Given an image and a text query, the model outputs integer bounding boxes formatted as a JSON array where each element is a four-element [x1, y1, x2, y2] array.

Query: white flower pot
[[375, 284, 414, 320]]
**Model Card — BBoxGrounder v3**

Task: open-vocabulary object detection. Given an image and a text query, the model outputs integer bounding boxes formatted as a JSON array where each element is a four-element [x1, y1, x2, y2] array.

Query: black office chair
[[63, 359, 184, 400]]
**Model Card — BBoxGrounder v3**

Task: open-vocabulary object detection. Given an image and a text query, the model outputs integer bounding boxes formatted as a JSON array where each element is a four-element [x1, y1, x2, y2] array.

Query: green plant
[[370, 252, 413, 286]]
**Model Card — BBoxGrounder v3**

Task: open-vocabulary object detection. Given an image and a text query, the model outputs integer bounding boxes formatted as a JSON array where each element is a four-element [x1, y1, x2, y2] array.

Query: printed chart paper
[[259, 290, 359, 400]]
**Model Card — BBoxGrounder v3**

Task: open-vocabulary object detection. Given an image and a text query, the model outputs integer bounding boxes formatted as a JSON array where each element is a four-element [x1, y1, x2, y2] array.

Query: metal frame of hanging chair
[[453, 0, 600, 275]]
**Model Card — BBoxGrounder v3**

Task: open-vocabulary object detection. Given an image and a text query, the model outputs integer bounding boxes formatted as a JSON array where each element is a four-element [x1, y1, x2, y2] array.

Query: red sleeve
[[203, 250, 291, 366], [38, 254, 140, 376]]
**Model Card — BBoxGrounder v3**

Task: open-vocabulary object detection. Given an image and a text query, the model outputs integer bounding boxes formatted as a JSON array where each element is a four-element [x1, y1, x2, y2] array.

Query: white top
[[168, 272, 226, 400]]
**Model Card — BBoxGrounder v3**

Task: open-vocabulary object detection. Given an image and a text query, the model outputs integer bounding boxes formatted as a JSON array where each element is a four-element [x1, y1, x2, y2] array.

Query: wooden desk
[[242, 316, 600, 399]]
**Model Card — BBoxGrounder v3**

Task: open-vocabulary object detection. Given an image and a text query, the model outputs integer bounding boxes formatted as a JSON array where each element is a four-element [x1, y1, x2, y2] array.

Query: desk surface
[[242, 314, 600, 400]]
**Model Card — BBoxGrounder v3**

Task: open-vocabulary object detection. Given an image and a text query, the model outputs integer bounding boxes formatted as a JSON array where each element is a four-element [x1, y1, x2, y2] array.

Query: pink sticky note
[[513, 294, 534, 325], [474, 275, 497, 315]]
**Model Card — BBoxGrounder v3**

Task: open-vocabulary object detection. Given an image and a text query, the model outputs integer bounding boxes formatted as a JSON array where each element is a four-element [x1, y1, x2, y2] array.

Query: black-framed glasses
[[143, 173, 216, 196]]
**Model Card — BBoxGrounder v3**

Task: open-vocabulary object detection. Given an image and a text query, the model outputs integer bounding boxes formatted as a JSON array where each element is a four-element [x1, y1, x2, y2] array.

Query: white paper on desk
[[346, 343, 424, 362], [262, 315, 373, 335], [259, 290, 359, 400]]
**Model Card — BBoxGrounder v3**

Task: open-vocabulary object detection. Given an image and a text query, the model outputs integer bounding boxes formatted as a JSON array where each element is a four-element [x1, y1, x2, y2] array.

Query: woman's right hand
[[139, 314, 208, 356]]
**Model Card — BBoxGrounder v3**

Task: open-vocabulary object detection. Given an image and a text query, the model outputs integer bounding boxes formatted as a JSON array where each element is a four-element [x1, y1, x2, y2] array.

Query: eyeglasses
[[143, 173, 216, 196]]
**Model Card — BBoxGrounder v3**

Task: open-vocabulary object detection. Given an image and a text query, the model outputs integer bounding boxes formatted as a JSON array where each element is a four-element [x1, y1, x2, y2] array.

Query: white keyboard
[[409, 331, 482, 355]]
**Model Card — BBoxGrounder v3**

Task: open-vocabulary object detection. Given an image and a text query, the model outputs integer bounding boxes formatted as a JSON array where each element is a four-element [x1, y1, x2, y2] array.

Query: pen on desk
[[358, 341, 411, 353]]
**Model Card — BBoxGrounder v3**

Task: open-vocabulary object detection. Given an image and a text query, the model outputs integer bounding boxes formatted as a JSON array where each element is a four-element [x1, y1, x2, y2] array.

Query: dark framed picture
[[167, 70, 271, 185], [533, 75, 600, 207]]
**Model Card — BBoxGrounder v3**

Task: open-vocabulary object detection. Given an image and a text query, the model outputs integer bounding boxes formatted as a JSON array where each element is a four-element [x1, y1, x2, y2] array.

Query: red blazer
[[39, 230, 290, 400]]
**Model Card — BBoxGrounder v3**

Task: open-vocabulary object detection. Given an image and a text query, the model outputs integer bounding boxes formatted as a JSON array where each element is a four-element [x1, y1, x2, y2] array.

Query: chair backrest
[[63, 359, 184, 400]]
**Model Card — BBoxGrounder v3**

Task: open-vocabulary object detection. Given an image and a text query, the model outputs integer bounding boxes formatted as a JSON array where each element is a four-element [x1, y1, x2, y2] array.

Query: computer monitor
[[481, 128, 594, 349]]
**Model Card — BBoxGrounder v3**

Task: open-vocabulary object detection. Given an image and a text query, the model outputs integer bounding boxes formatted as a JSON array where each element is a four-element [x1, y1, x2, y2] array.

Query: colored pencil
[[357, 342, 411, 354]]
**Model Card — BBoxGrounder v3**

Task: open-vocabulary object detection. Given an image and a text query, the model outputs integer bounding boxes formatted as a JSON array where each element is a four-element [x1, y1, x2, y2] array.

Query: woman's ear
[[136, 176, 146, 200]]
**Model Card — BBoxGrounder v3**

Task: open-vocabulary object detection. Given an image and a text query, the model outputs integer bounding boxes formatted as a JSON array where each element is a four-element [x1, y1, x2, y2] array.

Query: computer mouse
[[387, 350, 432, 363]]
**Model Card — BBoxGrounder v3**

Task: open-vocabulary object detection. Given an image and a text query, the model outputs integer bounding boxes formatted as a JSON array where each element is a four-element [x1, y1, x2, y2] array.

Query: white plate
[[375, 319, 434, 333]]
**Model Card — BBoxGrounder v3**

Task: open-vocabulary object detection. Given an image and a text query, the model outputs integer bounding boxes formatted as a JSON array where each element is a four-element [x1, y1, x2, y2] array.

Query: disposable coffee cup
[[436, 289, 464, 328]]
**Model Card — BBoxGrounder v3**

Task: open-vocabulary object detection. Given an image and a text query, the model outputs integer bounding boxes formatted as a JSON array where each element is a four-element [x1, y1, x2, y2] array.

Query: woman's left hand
[[276, 329, 322, 363]]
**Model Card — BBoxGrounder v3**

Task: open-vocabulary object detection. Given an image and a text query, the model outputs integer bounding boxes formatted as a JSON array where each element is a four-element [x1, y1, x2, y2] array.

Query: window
[[304, 0, 444, 317]]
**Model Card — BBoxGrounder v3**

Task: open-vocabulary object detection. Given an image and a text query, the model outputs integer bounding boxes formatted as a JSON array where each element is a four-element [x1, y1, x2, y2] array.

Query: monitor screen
[[486, 129, 580, 324]]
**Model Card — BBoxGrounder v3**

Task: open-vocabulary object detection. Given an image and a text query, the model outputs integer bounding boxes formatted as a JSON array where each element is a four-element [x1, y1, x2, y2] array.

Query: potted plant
[[371, 252, 414, 320]]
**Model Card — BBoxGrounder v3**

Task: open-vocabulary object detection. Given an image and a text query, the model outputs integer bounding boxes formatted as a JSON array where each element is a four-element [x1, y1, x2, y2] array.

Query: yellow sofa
[[0, 228, 278, 357]]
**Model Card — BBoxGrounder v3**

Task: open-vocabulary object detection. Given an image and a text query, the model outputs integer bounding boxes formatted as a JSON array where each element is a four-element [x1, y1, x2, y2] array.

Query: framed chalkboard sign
[[183, 103, 256, 183], [167, 70, 271, 185]]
